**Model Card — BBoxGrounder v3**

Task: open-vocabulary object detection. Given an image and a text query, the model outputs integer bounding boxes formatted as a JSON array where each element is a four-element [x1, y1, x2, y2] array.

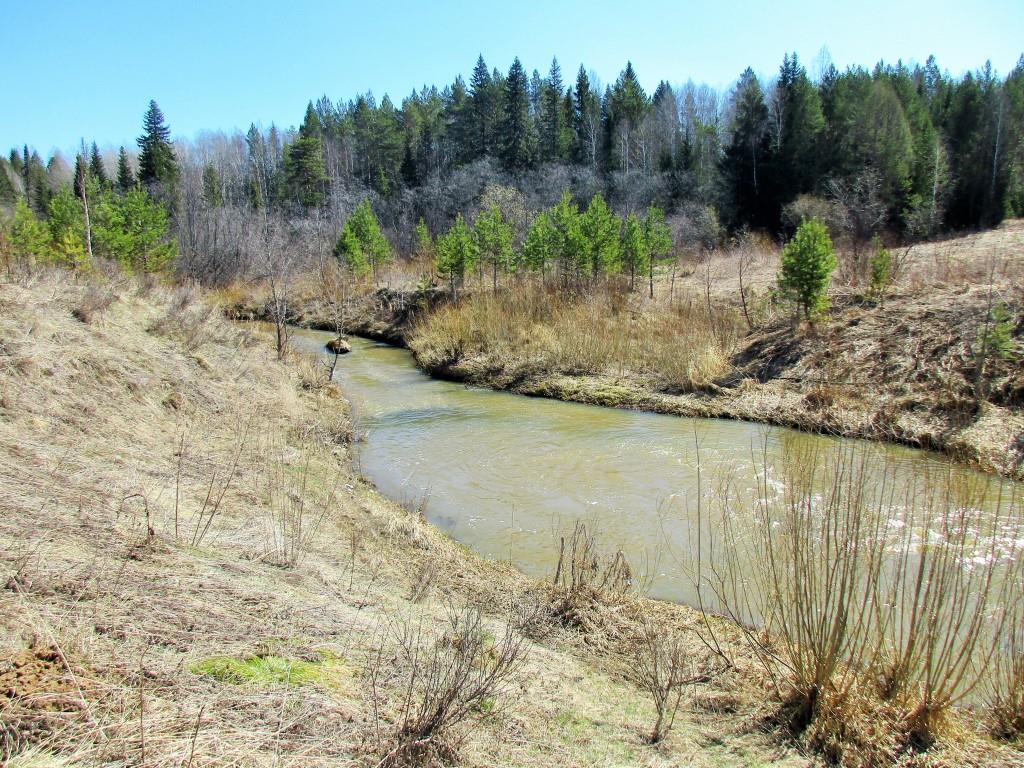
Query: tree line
[[2, 52, 1022, 284], [2, 101, 177, 274]]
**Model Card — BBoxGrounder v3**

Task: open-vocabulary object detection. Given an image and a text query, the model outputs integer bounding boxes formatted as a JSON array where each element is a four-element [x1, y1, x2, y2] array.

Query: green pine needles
[[333, 199, 392, 280], [777, 218, 837, 322]]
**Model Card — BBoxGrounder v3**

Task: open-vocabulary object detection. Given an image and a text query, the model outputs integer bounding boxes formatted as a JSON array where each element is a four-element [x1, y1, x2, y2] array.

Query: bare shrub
[[988, 606, 1024, 740], [872, 469, 1024, 745], [71, 283, 116, 323], [149, 284, 218, 351], [632, 619, 710, 743], [175, 413, 253, 545], [550, 521, 633, 629], [255, 435, 339, 568], [373, 604, 527, 765], [690, 437, 1024, 749], [408, 559, 437, 604]]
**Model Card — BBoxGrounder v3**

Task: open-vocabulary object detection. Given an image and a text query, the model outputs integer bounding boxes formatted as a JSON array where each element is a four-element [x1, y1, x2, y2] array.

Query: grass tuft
[[191, 652, 347, 688]]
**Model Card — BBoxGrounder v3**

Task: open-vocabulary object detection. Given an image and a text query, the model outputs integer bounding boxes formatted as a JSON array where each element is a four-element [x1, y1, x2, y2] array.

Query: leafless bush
[[553, 520, 633, 596], [408, 559, 437, 604], [256, 436, 339, 568], [550, 521, 634, 629], [632, 619, 711, 742], [175, 414, 253, 545], [149, 284, 217, 351], [988, 606, 1024, 740], [71, 283, 116, 323], [373, 604, 527, 765], [690, 437, 1024, 748]]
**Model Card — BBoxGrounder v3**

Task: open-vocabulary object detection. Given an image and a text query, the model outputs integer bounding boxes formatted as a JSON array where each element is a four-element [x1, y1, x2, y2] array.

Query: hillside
[[1, 269, 818, 767]]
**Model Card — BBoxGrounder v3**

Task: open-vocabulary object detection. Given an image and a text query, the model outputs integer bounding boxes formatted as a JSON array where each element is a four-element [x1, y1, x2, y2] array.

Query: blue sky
[[3, 0, 1022, 157]]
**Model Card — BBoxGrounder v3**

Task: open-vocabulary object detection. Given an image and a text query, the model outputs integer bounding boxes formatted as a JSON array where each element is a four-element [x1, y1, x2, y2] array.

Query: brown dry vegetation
[[404, 220, 1024, 479], [2, 267, 1022, 766], [1, 267, 815, 767]]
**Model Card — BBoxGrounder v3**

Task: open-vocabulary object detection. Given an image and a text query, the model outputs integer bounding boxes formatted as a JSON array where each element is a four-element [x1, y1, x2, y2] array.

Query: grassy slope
[[0, 270, 816, 767]]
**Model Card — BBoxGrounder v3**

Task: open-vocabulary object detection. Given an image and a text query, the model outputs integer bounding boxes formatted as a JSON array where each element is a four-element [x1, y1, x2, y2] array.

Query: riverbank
[[224, 221, 1023, 480], [4, 268, 1021, 766], [0, 268, 797, 767], [407, 284, 1023, 480]]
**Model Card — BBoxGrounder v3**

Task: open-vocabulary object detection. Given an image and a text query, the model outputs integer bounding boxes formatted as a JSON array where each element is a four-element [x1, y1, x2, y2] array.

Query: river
[[287, 329, 1022, 609]]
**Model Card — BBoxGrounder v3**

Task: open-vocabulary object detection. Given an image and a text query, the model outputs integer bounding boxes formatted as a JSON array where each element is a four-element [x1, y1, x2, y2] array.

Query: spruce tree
[[721, 68, 772, 228], [73, 154, 88, 199], [468, 55, 493, 158], [202, 164, 223, 207], [89, 142, 108, 187], [572, 66, 601, 167], [768, 55, 824, 217], [500, 58, 532, 171], [284, 108, 328, 208], [137, 100, 178, 190], [116, 147, 136, 193], [540, 58, 568, 163]]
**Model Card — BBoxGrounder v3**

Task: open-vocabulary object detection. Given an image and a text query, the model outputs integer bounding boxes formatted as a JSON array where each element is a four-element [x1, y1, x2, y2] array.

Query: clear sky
[[3, 0, 1022, 158]]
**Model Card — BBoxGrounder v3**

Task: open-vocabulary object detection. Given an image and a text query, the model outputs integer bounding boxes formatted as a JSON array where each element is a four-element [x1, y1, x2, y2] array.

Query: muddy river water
[[287, 329, 1022, 609]]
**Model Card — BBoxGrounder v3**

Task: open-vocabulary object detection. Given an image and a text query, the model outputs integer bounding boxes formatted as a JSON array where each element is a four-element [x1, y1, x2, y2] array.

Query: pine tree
[[46, 187, 86, 267], [580, 193, 620, 278], [644, 205, 673, 298], [333, 199, 392, 281], [116, 147, 136, 193], [137, 100, 178, 191], [473, 204, 513, 290], [435, 213, 477, 295], [9, 198, 53, 263], [500, 58, 533, 171], [92, 187, 177, 273], [620, 212, 648, 291], [414, 218, 434, 261], [89, 142, 108, 187], [549, 191, 586, 285], [777, 218, 837, 322]]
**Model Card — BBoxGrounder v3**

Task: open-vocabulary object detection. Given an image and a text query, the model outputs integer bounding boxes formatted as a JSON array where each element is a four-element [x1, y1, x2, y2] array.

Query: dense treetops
[[2, 51, 1023, 286], [416, 188, 679, 293], [3, 101, 177, 273]]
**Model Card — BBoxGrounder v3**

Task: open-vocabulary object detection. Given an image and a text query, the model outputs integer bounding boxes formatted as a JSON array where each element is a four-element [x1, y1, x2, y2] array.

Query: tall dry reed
[[410, 281, 742, 391]]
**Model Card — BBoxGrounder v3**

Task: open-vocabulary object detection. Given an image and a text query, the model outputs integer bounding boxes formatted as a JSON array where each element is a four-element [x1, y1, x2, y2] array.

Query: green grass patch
[[191, 652, 348, 688]]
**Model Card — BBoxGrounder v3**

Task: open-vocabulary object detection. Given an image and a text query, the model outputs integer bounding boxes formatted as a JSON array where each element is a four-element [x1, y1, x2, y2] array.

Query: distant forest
[[3, 52, 1023, 281]]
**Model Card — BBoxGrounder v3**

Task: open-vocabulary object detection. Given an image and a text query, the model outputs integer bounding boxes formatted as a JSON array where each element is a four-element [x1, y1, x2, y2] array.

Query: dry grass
[[0, 265, 813, 767], [409, 281, 743, 392]]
